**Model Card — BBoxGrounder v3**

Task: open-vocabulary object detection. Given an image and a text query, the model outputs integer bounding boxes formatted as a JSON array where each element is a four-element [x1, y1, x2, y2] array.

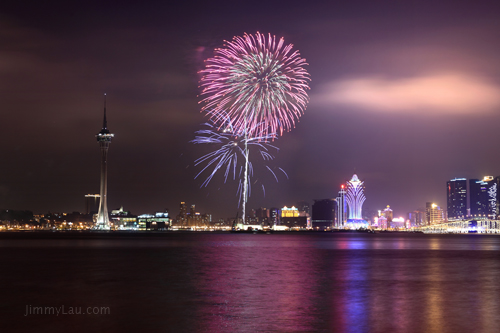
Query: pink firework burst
[[199, 32, 311, 137]]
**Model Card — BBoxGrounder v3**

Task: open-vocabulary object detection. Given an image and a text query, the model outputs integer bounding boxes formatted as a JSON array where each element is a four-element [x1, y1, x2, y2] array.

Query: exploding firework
[[199, 32, 311, 137], [191, 117, 287, 205]]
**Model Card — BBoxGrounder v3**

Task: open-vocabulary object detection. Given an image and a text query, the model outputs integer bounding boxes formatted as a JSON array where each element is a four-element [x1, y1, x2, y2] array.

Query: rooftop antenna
[[103, 93, 107, 130]]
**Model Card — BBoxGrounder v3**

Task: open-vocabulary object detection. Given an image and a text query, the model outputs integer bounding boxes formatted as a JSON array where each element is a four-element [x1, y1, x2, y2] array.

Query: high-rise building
[[346, 174, 366, 220], [382, 206, 393, 224], [269, 207, 280, 226], [177, 202, 187, 226], [256, 207, 270, 225], [95, 94, 114, 229], [376, 215, 388, 229], [447, 178, 467, 219], [345, 174, 368, 228], [426, 202, 444, 225], [295, 201, 310, 216], [311, 199, 335, 230], [469, 176, 497, 218], [335, 185, 346, 227], [408, 210, 425, 227], [492, 177, 500, 219]]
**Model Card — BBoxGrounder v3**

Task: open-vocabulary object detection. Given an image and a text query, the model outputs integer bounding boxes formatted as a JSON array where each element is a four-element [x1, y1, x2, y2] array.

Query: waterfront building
[[95, 94, 114, 229], [377, 215, 388, 229], [391, 217, 405, 229], [296, 201, 310, 216], [345, 174, 368, 228], [408, 210, 425, 227], [269, 207, 280, 226], [174, 202, 211, 227], [281, 206, 303, 227], [110, 206, 137, 229], [137, 211, 170, 230], [426, 202, 444, 225], [335, 185, 346, 227], [382, 206, 393, 224], [280, 206, 307, 228], [281, 206, 299, 217], [311, 199, 335, 230], [176, 202, 187, 226], [447, 178, 467, 219], [469, 176, 497, 218], [256, 207, 270, 225], [493, 177, 500, 219]]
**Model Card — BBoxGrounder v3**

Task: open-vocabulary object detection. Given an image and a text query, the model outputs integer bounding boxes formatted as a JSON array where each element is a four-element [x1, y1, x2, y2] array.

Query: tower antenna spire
[[103, 93, 107, 130]]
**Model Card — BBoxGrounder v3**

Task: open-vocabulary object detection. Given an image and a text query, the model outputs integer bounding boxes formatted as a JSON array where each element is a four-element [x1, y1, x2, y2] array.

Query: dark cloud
[[1, 0, 500, 219]]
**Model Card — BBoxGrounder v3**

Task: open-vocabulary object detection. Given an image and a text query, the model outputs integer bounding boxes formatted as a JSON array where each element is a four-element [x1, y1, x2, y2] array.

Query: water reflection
[[1, 233, 499, 332]]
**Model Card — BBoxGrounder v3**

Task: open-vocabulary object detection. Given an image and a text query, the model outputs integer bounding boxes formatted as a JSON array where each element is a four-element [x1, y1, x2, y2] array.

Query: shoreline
[[0, 229, 496, 240]]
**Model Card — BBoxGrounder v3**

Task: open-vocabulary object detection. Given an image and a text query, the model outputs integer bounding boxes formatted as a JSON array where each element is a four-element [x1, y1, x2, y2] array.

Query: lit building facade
[[281, 206, 299, 217], [280, 206, 307, 229], [176, 202, 187, 226], [377, 216, 388, 229], [426, 202, 444, 225], [408, 210, 425, 227], [137, 211, 170, 230], [95, 95, 114, 229], [345, 174, 368, 228], [447, 178, 467, 219], [335, 185, 346, 227], [110, 206, 137, 229], [269, 207, 280, 226], [382, 206, 393, 224], [469, 176, 497, 218]]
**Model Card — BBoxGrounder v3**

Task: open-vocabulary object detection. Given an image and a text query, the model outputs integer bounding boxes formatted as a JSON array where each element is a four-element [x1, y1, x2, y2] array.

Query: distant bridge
[[419, 218, 500, 234]]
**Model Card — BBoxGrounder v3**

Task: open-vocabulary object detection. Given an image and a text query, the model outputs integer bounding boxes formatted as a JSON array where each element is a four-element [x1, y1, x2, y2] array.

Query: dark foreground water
[[1, 232, 499, 332]]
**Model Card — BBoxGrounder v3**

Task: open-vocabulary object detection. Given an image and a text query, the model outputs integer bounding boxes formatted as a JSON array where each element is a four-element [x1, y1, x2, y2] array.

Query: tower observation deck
[[95, 94, 114, 229]]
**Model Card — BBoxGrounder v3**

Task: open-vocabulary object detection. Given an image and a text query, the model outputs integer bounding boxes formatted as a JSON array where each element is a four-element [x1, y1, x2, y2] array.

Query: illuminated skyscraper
[[346, 174, 366, 216], [447, 178, 467, 219], [382, 206, 393, 223], [335, 185, 346, 227], [469, 176, 497, 218], [177, 202, 187, 226], [95, 94, 114, 229], [345, 174, 368, 228], [426, 202, 444, 225], [269, 207, 280, 226]]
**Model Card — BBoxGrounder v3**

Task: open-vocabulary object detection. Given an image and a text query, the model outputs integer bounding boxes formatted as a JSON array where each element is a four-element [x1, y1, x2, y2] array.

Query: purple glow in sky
[[199, 32, 310, 137], [1, 0, 500, 219]]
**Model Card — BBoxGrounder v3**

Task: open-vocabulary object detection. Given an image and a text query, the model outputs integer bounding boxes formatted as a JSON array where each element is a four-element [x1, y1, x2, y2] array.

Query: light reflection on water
[[1, 233, 499, 332]]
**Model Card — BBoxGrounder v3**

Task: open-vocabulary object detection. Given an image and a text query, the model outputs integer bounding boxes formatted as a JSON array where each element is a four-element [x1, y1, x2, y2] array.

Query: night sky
[[2, 0, 500, 219]]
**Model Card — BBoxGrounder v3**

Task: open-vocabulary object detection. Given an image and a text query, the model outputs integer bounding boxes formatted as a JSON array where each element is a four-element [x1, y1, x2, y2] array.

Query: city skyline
[[2, 1, 500, 219]]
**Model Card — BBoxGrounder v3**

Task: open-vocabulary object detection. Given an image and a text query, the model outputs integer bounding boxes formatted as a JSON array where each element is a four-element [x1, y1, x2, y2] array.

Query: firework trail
[[192, 117, 286, 207], [199, 32, 311, 137]]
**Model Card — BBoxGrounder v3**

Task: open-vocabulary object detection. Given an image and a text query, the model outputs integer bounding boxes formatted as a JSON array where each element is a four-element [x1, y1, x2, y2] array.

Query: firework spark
[[199, 32, 311, 137], [191, 117, 286, 204]]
